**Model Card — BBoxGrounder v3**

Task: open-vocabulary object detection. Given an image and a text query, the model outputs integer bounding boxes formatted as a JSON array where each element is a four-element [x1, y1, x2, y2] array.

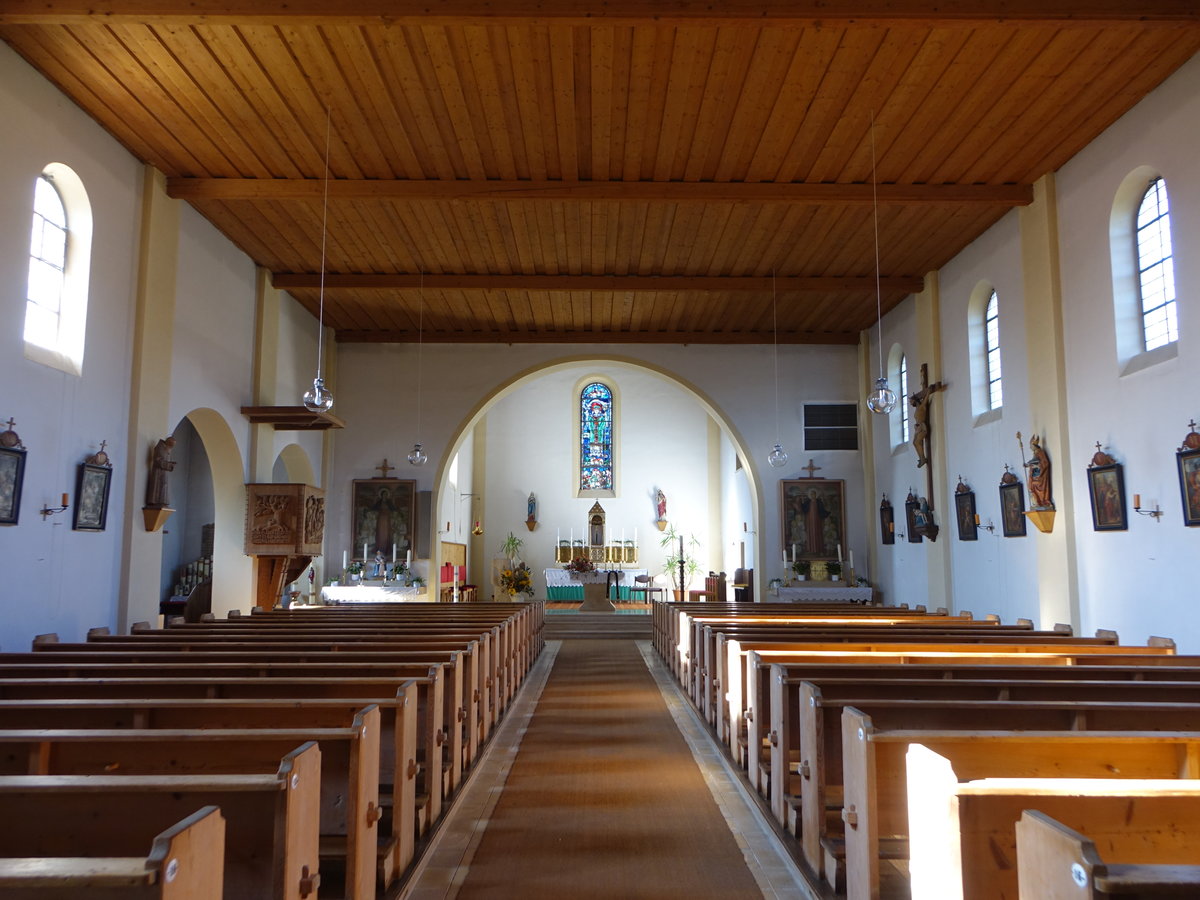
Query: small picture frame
[[1177, 445, 1200, 527], [999, 481, 1027, 537], [0, 446, 26, 526], [1087, 462, 1127, 532], [955, 488, 978, 541], [73, 462, 112, 532], [879, 497, 895, 545], [904, 493, 922, 543]]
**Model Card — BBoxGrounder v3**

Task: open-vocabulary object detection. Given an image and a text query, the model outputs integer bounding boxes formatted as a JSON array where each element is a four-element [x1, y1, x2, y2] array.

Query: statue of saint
[[910, 363, 945, 469], [1026, 434, 1053, 509], [527, 492, 536, 524], [145, 436, 177, 508], [655, 489, 667, 522]]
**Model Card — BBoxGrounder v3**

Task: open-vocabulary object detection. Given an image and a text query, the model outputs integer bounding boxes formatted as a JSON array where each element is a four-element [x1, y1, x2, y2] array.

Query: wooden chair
[[689, 572, 726, 602], [629, 574, 664, 604]]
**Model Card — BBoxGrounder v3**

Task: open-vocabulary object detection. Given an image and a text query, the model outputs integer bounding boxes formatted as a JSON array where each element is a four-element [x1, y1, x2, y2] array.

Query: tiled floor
[[403, 640, 814, 899]]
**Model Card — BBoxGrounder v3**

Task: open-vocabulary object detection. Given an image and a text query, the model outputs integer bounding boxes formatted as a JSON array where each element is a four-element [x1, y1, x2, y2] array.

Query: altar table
[[318, 583, 427, 604], [772, 584, 874, 604], [543, 568, 648, 600]]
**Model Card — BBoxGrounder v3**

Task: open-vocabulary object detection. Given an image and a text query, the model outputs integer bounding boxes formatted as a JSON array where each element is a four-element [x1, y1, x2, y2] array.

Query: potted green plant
[[500, 531, 524, 564], [345, 561, 363, 584], [826, 560, 843, 582], [660, 524, 701, 599], [791, 559, 811, 581]]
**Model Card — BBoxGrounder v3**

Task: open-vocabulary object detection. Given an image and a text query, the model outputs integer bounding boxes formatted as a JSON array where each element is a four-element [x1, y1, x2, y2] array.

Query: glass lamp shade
[[767, 443, 789, 468], [302, 376, 334, 413], [407, 442, 428, 466], [866, 376, 898, 414]]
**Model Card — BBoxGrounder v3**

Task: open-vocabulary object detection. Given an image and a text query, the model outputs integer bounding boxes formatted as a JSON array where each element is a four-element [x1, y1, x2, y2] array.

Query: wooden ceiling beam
[[169, 177, 1032, 206], [273, 273, 926, 293], [335, 328, 860, 345], [3, 2, 1197, 26]]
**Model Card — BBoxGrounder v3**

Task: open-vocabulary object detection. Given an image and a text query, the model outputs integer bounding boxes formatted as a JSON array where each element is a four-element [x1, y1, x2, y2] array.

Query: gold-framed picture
[[351, 479, 416, 559]]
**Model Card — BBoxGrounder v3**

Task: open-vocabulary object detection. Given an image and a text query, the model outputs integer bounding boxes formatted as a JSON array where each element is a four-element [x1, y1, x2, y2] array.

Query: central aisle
[[411, 637, 784, 899]]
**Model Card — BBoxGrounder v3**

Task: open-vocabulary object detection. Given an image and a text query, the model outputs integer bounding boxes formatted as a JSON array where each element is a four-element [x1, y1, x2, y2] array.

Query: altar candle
[[392, 544, 397, 563], [782, 549, 788, 565], [570, 528, 574, 544], [791, 543, 796, 563], [363, 543, 368, 560], [342, 550, 348, 570], [406, 550, 412, 567], [849, 549, 854, 570], [837, 543, 843, 563]]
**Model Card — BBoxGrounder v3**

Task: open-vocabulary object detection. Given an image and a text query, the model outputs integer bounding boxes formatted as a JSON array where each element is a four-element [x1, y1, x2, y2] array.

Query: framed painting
[[904, 494, 922, 543], [1087, 463, 1127, 531], [781, 479, 845, 559], [1000, 481, 1027, 537], [1177, 447, 1200, 527], [955, 489, 978, 541], [73, 462, 112, 532], [352, 479, 416, 560], [879, 498, 895, 545], [0, 446, 26, 525]]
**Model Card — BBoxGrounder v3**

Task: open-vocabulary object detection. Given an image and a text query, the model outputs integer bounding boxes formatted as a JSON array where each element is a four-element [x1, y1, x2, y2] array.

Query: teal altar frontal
[[543, 568, 648, 600]]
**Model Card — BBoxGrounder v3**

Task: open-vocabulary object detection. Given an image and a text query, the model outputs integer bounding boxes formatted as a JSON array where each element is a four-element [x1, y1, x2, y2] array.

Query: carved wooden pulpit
[[244, 483, 325, 610]]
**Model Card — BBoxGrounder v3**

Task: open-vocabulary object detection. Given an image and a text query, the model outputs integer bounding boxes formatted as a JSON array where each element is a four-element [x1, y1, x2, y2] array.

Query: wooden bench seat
[[0, 805, 224, 899], [907, 745, 1200, 900], [0, 743, 321, 900], [0, 714, 379, 900], [1016, 809, 1200, 899]]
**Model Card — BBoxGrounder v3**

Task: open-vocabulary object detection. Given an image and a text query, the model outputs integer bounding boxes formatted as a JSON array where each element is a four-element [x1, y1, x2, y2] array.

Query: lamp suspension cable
[[866, 109, 898, 415], [302, 105, 335, 413], [768, 269, 788, 468], [407, 272, 427, 466]]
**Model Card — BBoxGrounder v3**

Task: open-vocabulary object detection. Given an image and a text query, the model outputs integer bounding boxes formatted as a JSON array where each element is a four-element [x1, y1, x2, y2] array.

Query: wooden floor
[[403, 635, 810, 899]]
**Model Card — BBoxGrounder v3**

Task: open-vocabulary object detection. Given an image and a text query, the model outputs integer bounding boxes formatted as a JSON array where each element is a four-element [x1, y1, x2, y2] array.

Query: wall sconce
[[41, 492, 69, 520], [974, 514, 996, 534], [1132, 493, 1163, 521]]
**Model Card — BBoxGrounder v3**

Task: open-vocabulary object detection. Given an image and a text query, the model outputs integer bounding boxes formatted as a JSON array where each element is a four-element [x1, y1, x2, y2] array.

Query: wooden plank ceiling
[[2, 3, 1198, 344]]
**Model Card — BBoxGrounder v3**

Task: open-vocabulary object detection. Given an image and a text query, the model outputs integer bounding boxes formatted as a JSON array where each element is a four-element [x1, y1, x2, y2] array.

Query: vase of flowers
[[564, 556, 597, 575], [499, 562, 534, 598]]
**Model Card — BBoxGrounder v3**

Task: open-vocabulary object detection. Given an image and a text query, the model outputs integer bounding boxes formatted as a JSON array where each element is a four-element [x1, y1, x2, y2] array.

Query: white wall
[[1057, 53, 1200, 648]]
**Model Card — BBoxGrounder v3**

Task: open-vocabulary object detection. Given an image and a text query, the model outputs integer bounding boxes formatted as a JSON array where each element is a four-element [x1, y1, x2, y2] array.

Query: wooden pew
[[907, 745, 1200, 900], [1016, 809, 1200, 899], [0, 805, 224, 899], [0, 693, 425, 883], [0, 742, 321, 900], [834, 703, 1200, 900], [0, 712, 379, 900]]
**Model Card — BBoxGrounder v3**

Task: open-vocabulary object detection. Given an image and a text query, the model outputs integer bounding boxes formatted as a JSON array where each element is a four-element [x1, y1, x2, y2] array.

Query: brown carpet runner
[[456, 640, 762, 899]]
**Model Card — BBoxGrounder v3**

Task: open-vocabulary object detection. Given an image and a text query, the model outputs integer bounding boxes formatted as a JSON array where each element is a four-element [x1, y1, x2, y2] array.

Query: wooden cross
[[1189, 419, 1198, 433], [3, 418, 14, 432], [801, 459, 822, 478], [376, 459, 394, 478]]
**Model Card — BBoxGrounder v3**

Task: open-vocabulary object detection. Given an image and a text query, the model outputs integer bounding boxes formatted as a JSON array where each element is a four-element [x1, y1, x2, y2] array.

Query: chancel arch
[[430, 355, 764, 601]]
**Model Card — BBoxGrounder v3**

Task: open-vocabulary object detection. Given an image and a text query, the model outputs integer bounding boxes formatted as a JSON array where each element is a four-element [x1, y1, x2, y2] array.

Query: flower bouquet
[[564, 556, 596, 575], [499, 562, 535, 596]]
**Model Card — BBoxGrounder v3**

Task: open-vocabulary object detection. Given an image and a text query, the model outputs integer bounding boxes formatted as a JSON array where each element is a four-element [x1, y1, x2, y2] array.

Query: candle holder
[[1132, 496, 1163, 520], [41, 493, 69, 520]]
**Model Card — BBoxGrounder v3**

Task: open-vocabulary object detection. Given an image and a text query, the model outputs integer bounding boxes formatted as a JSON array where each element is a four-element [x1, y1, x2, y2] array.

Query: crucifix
[[376, 459, 395, 478], [801, 459, 823, 478], [910, 362, 945, 508]]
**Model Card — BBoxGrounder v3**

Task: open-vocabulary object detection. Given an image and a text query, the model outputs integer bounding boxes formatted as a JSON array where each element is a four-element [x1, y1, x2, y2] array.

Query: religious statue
[[800, 489, 830, 555], [655, 488, 667, 523], [1024, 433, 1054, 510], [145, 436, 177, 508], [526, 492, 537, 529], [372, 550, 386, 579], [910, 363, 945, 469]]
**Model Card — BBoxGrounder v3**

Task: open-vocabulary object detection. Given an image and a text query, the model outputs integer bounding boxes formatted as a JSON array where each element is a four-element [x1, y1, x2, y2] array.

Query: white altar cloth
[[543, 568, 647, 587], [319, 583, 427, 604], [772, 584, 874, 604]]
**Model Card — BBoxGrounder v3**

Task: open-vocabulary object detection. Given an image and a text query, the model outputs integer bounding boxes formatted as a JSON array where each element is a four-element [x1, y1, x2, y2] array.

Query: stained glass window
[[579, 382, 614, 492]]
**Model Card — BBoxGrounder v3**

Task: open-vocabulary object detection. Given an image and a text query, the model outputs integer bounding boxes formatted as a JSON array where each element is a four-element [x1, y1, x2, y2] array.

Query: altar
[[543, 568, 648, 600], [318, 582, 427, 604], [772, 583, 874, 604]]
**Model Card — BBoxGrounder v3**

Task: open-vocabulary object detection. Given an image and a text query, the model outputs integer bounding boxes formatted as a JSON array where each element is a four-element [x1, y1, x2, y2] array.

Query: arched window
[[24, 164, 92, 376], [25, 175, 67, 350], [984, 290, 1003, 409], [579, 382, 614, 492], [1135, 177, 1177, 352], [898, 354, 910, 444]]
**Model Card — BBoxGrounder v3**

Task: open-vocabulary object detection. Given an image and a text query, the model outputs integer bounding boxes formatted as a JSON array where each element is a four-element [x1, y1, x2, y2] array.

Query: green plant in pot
[[826, 560, 843, 582], [791, 559, 811, 581], [660, 524, 701, 596], [500, 531, 524, 564]]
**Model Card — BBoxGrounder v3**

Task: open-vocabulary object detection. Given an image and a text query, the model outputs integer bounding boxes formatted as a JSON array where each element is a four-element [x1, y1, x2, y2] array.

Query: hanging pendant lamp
[[865, 112, 897, 415], [302, 107, 335, 414], [408, 273, 427, 466], [768, 270, 789, 468]]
